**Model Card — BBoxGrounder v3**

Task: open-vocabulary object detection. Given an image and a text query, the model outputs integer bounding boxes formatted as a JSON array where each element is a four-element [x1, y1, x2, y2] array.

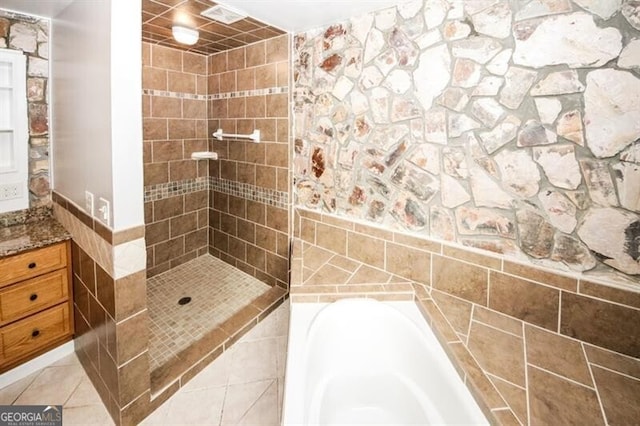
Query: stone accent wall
[[207, 34, 291, 288], [292, 207, 640, 424], [0, 10, 51, 206], [293, 0, 640, 282], [142, 43, 210, 277], [52, 193, 150, 425]]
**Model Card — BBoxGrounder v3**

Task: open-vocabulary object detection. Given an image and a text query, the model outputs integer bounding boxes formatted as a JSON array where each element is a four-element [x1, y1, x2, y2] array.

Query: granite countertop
[[0, 216, 71, 257]]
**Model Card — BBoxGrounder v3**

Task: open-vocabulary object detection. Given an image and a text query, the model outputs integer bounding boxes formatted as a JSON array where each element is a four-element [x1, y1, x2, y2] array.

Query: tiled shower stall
[[141, 34, 291, 395]]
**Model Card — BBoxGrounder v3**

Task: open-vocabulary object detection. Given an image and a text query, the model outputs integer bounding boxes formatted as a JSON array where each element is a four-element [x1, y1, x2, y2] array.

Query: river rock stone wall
[[0, 10, 50, 207], [293, 0, 640, 280]]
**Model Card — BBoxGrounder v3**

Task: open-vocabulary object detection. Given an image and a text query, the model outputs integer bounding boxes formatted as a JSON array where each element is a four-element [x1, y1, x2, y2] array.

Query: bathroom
[[0, 0, 638, 424]]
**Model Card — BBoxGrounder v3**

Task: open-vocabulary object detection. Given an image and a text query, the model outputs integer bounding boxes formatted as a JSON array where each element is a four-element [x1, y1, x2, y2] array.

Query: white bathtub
[[283, 299, 488, 425]]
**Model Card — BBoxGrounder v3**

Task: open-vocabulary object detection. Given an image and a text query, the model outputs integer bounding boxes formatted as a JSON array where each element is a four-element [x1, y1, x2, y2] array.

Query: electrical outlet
[[85, 191, 94, 216], [97, 197, 110, 226], [0, 183, 22, 201]]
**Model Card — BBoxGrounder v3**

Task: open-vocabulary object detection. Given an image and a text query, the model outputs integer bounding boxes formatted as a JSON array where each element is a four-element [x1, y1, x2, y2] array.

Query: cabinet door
[[0, 48, 29, 213]]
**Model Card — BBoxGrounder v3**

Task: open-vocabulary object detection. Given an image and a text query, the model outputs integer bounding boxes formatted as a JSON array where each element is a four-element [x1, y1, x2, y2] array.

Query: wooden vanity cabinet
[[0, 241, 74, 372]]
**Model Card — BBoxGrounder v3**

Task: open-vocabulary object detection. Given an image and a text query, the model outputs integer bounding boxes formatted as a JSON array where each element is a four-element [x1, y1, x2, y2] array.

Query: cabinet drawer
[[0, 270, 69, 324], [0, 303, 70, 364], [0, 243, 67, 288]]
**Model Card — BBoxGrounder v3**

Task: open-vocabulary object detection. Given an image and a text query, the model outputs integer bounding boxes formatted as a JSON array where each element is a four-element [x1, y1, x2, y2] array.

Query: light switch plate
[[97, 197, 110, 226]]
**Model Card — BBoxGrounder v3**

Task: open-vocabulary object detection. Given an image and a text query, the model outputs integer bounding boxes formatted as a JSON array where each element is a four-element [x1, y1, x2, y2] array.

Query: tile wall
[[52, 192, 150, 425], [207, 34, 291, 288], [142, 42, 210, 277], [292, 207, 640, 424], [0, 10, 51, 206]]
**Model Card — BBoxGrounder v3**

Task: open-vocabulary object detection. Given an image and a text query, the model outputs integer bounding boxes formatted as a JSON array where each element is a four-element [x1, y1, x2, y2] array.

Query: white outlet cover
[[97, 197, 110, 226]]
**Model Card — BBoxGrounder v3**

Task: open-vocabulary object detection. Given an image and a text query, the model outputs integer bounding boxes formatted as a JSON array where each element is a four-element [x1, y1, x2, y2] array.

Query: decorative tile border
[[144, 177, 209, 202], [142, 89, 208, 101], [144, 177, 289, 208], [210, 86, 288, 100], [210, 177, 288, 208], [141, 86, 288, 102]]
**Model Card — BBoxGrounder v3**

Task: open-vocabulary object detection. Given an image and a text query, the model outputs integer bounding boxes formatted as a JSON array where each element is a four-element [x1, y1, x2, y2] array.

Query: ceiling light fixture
[[172, 25, 199, 45]]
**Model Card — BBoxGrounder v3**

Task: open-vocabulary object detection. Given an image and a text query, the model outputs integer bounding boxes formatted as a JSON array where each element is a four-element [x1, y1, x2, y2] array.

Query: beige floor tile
[[180, 349, 235, 393], [50, 353, 81, 368], [238, 380, 278, 426], [65, 377, 103, 408], [63, 404, 114, 425], [276, 336, 288, 378], [221, 380, 273, 425], [163, 386, 227, 425], [228, 339, 278, 385], [14, 364, 85, 405], [277, 378, 285, 424], [140, 401, 171, 425], [0, 371, 38, 405]]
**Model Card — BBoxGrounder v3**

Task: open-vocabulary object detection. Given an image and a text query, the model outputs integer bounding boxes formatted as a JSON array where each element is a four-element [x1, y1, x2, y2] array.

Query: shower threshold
[[147, 254, 286, 394]]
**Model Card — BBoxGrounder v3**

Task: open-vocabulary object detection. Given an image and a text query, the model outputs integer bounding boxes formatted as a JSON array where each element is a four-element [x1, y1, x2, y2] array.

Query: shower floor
[[147, 254, 272, 372]]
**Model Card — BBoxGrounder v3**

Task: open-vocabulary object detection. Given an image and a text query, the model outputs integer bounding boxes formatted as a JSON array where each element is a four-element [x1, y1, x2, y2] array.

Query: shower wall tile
[[143, 42, 210, 277], [292, 207, 640, 425], [207, 34, 291, 289]]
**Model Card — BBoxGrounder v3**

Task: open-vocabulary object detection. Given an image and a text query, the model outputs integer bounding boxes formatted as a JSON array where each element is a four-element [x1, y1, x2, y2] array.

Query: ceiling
[[141, 0, 286, 55], [0, 0, 74, 18], [217, 0, 406, 33], [2, 0, 406, 54]]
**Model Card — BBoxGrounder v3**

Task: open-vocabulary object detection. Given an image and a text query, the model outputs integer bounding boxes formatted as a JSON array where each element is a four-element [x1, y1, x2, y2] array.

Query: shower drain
[[178, 296, 192, 305]]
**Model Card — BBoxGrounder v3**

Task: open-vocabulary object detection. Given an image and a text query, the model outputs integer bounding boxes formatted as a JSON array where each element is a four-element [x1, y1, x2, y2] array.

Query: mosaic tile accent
[[142, 89, 208, 101], [209, 86, 289, 100], [141, 86, 287, 102], [144, 177, 208, 203], [147, 255, 271, 371], [144, 177, 288, 208], [210, 177, 289, 209]]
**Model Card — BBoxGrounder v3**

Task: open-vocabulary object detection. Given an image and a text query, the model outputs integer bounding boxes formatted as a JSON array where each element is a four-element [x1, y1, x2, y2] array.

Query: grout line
[[557, 291, 562, 333], [62, 377, 86, 408], [8, 370, 41, 405], [522, 319, 531, 426], [486, 269, 491, 307], [527, 363, 596, 391], [470, 318, 523, 340], [581, 342, 609, 424], [588, 361, 640, 383]]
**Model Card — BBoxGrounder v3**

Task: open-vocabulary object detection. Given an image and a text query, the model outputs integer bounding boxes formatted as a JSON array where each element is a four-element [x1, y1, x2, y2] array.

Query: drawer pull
[[29, 293, 38, 302], [28, 262, 37, 269], [31, 329, 40, 338]]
